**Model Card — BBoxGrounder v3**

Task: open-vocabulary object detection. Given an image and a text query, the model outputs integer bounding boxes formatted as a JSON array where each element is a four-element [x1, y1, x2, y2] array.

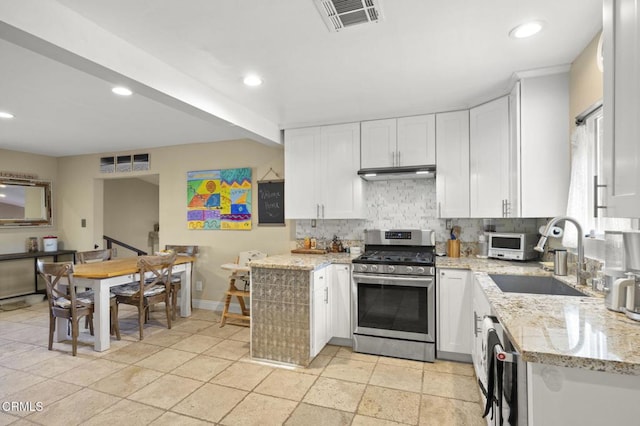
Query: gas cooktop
[[353, 250, 435, 266]]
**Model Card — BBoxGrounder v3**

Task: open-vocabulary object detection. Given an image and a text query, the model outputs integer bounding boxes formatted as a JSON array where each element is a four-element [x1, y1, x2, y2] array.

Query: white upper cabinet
[[603, 0, 640, 217], [319, 123, 364, 219], [397, 114, 436, 167], [436, 110, 470, 218], [284, 127, 320, 219], [284, 123, 364, 219], [361, 115, 435, 169], [468, 71, 569, 219], [469, 96, 514, 218], [361, 119, 397, 168], [517, 72, 570, 217]]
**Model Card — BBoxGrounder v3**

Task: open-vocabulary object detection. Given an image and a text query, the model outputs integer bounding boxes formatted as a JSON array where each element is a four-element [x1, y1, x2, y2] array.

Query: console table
[[0, 250, 76, 300]]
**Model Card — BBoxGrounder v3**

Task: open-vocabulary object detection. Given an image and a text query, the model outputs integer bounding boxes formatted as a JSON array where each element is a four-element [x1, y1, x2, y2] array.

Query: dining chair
[[76, 248, 121, 340], [111, 253, 177, 340], [164, 245, 198, 320], [37, 261, 94, 356], [77, 248, 115, 264], [220, 250, 267, 327]]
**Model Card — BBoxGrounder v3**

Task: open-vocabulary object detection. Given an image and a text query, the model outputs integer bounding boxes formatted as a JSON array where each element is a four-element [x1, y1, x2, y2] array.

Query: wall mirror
[[0, 179, 52, 226]]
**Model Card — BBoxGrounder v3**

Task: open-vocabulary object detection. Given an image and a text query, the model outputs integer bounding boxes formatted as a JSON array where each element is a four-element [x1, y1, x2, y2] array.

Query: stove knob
[[359, 264, 367, 272], [417, 267, 425, 274], [388, 265, 396, 273], [371, 265, 378, 272], [406, 266, 414, 273]]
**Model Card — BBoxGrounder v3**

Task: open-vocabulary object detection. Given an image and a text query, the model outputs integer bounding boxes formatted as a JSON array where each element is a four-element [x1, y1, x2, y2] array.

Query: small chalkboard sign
[[257, 180, 285, 226]]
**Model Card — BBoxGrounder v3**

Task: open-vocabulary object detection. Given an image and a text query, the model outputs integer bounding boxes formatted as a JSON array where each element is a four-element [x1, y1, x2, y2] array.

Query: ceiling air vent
[[314, 0, 384, 32]]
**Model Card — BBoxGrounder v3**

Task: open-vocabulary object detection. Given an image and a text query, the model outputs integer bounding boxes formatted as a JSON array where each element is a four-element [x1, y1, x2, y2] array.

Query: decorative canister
[[43, 236, 58, 252]]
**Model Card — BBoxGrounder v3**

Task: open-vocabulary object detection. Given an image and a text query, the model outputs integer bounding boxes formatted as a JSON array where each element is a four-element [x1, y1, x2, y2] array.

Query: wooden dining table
[[62, 255, 195, 352]]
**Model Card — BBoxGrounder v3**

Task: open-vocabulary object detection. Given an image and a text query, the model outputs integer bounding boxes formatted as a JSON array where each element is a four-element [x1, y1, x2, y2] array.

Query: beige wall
[[104, 178, 159, 257], [570, 31, 603, 133], [57, 139, 294, 307], [0, 149, 60, 253]]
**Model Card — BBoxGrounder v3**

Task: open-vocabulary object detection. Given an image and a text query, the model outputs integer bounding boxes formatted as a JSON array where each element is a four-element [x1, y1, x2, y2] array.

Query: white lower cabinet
[[437, 269, 473, 360], [329, 264, 351, 342], [311, 264, 352, 357], [528, 362, 640, 425], [311, 266, 329, 358], [471, 275, 492, 380]]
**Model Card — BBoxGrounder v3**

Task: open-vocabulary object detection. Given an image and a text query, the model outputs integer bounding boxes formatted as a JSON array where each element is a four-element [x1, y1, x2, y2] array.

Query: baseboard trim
[[436, 350, 472, 363], [191, 299, 242, 314]]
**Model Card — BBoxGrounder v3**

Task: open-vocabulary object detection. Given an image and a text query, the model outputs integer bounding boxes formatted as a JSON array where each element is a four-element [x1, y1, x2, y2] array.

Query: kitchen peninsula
[[249, 253, 354, 366]]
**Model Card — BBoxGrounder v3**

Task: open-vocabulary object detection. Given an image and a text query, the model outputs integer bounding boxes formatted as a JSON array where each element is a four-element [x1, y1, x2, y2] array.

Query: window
[[565, 108, 633, 240]]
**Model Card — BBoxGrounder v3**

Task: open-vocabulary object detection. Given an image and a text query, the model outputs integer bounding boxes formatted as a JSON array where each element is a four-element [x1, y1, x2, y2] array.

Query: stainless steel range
[[352, 229, 436, 362]]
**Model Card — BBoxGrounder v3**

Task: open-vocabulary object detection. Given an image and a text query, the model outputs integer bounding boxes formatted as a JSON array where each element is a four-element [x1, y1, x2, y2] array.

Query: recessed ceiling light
[[0, 193, 5, 197], [112, 86, 133, 96], [243, 75, 263, 87], [0, 111, 15, 119], [509, 21, 545, 39]]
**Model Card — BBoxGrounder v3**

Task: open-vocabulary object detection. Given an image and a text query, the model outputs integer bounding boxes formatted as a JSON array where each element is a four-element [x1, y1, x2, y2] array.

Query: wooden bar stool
[[220, 250, 266, 327]]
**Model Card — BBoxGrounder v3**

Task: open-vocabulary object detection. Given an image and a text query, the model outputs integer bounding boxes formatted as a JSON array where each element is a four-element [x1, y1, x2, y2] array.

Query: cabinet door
[[603, 0, 640, 217], [361, 118, 397, 169], [284, 127, 321, 219], [471, 276, 492, 381], [436, 111, 470, 218], [330, 264, 351, 340], [437, 269, 472, 355], [319, 123, 364, 219], [519, 73, 570, 217], [397, 114, 436, 167], [470, 96, 512, 218], [311, 267, 329, 357]]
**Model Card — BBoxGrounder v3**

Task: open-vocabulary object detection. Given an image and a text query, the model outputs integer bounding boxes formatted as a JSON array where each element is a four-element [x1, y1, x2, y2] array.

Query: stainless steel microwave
[[487, 232, 539, 261]]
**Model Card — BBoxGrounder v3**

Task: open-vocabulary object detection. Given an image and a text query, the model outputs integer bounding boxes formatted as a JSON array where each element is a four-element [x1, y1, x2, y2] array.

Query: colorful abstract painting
[[187, 168, 252, 230]]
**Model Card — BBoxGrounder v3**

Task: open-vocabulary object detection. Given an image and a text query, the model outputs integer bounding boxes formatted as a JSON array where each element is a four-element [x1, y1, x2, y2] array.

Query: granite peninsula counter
[[249, 253, 355, 366], [248, 253, 640, 375], [439, 257, 640, 375]]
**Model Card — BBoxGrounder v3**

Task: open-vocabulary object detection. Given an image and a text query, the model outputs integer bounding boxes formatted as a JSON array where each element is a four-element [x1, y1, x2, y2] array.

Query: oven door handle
[[352, 273, 434, 287]]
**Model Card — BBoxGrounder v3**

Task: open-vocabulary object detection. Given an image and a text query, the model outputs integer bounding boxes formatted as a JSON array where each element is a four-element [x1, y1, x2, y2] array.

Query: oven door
[[352, 273, 435, 342]]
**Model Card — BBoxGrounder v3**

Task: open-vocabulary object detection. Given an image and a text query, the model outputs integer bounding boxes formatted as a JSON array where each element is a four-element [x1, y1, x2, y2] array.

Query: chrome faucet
[[534, 216, 588, 286]]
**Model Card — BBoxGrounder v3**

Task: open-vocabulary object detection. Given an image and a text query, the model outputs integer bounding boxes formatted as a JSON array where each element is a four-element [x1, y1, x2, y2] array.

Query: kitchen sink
[[488, 274, 590, 297]]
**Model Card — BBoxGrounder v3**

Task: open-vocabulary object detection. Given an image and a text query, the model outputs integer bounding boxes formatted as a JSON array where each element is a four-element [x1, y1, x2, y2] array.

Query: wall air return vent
[[314, 0, 384, 32]]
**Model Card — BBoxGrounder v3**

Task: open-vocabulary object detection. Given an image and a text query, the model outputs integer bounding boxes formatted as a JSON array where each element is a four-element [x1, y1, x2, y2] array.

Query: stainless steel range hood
[[357, 165, 436, 181]]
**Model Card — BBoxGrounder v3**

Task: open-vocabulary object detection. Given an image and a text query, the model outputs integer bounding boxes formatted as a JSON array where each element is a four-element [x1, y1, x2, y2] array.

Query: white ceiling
[[0, 0, 603, 157]]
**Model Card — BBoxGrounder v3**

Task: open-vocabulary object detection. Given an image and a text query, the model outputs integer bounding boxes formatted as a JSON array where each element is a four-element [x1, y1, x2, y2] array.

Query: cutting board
[[291, 248, 328, 254]]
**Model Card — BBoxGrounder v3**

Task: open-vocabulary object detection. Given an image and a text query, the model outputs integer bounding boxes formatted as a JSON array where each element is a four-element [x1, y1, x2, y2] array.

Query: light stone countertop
[[250, 253, 640, 375], [249, 252, 356, 270], [439, 256, 640, 375]]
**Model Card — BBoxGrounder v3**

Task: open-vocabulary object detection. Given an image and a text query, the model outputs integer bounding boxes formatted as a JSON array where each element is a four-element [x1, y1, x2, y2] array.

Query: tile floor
[[0, 301, 485, 425]]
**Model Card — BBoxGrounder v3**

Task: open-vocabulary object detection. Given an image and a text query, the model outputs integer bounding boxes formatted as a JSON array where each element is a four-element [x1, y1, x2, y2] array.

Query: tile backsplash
[[295, 178, 543, 247]]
